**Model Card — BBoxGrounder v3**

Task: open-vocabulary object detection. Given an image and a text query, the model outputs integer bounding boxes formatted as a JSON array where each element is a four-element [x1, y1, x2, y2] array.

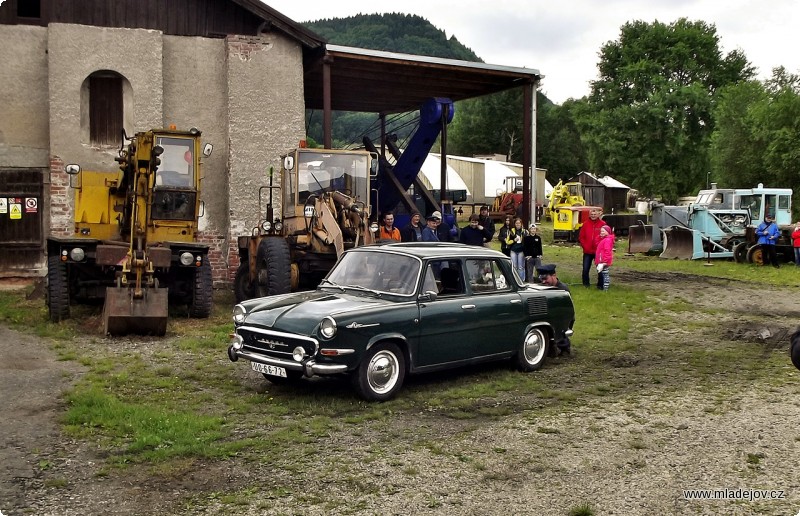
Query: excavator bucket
[[102, 286, 169, 336], [627, 224, 661, 254], [660, 226, 704, 260]]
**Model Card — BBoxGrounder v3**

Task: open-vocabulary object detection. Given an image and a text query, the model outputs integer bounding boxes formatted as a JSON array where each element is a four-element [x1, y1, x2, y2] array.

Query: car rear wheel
[[353, 343, 405, 401], [516, 327, 548, 372]]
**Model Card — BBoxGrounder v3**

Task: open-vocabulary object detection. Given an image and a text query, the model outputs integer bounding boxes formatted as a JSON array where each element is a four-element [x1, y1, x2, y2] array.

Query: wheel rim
[[523, 329, 546, 366], [366, 350, 400, 395]]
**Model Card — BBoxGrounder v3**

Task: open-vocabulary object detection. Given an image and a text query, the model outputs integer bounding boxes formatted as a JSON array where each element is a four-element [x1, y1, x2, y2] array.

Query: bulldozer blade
[[102, 286, 169, 336], [627, 224, 660, 254], [660, 226, 704, 260]]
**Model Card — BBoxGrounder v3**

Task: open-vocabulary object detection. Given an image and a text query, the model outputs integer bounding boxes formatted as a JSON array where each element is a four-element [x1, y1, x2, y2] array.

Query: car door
[[416, 260, 481, 367], [464, 259, 527, 357]]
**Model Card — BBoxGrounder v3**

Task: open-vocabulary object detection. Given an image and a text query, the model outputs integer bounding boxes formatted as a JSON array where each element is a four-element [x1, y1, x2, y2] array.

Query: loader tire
[[746, 244, 764, 265], [188, 260, 213, 318], [233, 261, 255, 303], [732, 242, 749, 263], [46, 255, 70, 322], [255, 238, 291, 298]]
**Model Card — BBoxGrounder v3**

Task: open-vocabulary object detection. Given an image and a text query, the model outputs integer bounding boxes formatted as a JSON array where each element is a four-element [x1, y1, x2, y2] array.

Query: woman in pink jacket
[[595, 225, 615, 290]]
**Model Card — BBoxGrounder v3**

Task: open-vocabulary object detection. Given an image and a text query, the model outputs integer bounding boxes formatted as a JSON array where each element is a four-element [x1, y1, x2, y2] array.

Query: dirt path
[[0, 325, 85, 514]]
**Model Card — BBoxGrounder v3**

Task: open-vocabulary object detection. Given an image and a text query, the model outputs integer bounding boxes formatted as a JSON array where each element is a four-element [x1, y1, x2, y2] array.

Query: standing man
[[459, 214, 486, 246], [431, 210, 454, 242], [421, 212, 441, 242], [578, 208, 605, 287], [377, 211, 401, 242], [400, 210, 423, 242], [756, 213, 780, 268], [477, 206, 495, 244]]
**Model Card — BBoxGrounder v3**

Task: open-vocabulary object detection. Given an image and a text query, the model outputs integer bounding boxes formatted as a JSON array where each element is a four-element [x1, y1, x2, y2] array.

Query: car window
[[424, 260, 465, 296], [466, 259, 509, 292], [327, 250, 421, 295]]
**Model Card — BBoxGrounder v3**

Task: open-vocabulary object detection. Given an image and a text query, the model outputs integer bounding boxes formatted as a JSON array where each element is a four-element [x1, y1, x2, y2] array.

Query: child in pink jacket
[[595, 225, 615, 290]]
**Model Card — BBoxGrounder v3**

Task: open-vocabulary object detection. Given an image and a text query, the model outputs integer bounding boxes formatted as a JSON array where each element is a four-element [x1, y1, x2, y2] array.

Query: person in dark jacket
[[536, 263, 572, 356], [459, 214, 485, 246], [497, 215, 513, 256], [400, 210, 423, 242], [504, 217, 526, 280], [523, 223, 543, 281], [433, 210, 455, 242], [478, 206, 495, 243]]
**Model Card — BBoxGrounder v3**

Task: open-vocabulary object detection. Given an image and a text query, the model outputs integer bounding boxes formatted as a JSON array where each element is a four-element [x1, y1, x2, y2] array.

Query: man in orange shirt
[[377, 211, 401, 242]]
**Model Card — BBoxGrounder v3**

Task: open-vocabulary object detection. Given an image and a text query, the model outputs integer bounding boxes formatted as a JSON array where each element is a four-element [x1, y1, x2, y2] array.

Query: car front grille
[[238, 326, 319, 358]]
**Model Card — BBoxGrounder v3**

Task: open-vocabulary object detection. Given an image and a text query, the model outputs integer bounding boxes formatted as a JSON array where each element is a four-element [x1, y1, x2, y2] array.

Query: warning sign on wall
[[10, 198, 21, 220], [0, 198, 6, 214], [25, 197, 38, 213]]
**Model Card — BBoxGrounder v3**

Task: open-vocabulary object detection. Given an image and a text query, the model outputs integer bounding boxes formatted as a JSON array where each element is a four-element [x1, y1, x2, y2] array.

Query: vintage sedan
[[227, 242, 575, 401]]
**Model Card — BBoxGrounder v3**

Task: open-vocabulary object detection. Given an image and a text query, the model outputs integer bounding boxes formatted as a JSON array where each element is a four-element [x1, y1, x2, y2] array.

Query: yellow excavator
[[46, 127, 213, 335]]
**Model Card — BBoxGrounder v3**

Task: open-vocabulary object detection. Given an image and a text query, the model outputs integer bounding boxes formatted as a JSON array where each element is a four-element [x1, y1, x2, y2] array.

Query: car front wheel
[[353, 343, 405, 401], [790, 330, 800, 371], [516, 327, 548, 372]]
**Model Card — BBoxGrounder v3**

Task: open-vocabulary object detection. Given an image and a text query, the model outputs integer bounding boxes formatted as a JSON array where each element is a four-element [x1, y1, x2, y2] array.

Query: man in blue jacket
[[756, 213, 780, 268]]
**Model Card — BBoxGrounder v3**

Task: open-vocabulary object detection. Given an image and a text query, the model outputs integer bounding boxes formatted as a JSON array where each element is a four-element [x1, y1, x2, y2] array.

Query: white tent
[[417, 154, 471, 197], [483, 160, 553, 199]]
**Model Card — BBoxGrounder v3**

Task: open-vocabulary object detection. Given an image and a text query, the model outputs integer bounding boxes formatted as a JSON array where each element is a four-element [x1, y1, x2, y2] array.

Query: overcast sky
[[265, 0, 799, 105]]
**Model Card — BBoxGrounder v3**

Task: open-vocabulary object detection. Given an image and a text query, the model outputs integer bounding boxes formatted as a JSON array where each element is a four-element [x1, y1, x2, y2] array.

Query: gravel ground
[[1, 272, 800, 516]]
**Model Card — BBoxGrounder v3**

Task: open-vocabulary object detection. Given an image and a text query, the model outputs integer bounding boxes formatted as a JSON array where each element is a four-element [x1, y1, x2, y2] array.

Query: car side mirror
[[419, 290, 437, 302], [284, 155, 295, 171]]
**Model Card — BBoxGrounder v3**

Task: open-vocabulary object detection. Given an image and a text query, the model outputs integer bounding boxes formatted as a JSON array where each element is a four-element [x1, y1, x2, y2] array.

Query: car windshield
[[325, 250, 421, 296]]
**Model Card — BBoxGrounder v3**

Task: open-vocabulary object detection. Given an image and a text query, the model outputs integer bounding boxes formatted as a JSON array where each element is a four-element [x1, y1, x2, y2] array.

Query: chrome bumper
[[228, 346, 348, 376]]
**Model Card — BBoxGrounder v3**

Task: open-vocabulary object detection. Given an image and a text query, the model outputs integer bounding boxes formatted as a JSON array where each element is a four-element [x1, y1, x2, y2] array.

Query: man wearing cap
[[756, 213, 780, 267], [535, 264, 571, 355], [478, 206, 495, 243], [433, 210, 456, 242], [421, 212, 441, 242], [400, 210, 423, 242]]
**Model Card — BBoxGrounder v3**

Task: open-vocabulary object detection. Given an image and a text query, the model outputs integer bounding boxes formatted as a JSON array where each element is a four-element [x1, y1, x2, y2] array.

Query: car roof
[[347, 242, 508, 260]]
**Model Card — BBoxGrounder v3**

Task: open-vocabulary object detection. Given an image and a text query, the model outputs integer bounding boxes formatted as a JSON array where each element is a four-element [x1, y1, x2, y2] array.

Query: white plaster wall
[[0, 25, 49, 167], [163, 36, 229, 235], [47, 23, 163, 170], [226, 34, 306, 240]]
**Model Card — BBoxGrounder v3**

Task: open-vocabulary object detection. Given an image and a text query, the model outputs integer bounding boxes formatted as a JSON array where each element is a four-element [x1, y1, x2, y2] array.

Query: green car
[[227, 243, 575, 401]]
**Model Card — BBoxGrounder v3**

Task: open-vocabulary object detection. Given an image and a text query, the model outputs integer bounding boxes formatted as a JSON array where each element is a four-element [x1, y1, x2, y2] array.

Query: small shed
[[572, 171, 630, 213]]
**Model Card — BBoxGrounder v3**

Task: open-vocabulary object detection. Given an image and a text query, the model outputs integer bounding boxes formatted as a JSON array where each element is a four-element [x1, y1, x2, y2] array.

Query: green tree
[[710, 67, 800, 200], [574, 18, 754, 201]]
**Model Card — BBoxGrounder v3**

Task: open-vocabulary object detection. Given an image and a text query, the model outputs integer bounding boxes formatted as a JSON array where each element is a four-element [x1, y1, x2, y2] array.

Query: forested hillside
[[305, 13, 480, 62]]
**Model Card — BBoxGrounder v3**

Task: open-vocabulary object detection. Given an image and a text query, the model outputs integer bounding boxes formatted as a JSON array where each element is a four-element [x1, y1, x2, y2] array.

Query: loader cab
[[282, 148, 374, 220], [735, 185, 792, 226], [152, 135, 199, 222]]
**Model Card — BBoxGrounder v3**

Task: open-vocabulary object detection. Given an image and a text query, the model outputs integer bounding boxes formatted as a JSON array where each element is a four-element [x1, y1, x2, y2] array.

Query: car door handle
[[510, 299, 522, 304], [461, 304, 476, 310]]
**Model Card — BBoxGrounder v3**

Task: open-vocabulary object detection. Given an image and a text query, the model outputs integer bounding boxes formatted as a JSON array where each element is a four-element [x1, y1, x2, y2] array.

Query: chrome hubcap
[[367, 350, 399, 395]]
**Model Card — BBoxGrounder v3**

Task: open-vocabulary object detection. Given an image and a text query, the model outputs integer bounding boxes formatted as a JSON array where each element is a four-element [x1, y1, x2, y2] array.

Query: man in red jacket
[[578, 208, 605, 287]]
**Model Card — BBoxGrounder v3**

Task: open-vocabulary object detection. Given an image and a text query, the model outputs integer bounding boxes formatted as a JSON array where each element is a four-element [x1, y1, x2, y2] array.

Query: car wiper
[[319, 278, 345, 291], [343, 284, 382, 297]]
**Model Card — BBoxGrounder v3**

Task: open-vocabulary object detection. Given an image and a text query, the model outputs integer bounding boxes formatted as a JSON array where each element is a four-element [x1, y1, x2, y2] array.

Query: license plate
[[250, 362, 287, 378]]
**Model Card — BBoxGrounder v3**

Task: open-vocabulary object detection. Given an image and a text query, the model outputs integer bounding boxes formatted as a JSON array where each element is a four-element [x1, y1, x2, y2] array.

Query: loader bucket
[[660, 226, 703, 260], [102, 286, 169, 336], [627, 224, 659, 254]]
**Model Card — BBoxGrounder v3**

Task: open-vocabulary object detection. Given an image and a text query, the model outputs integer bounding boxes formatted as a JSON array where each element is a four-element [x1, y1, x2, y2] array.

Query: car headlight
[[232, 304, 247, 325], [261, 221, 272, 232], [292, 346, 306, 362], [231, 334, 243, 351], [180, 252, 194, 266], [320, 316, 337, 339], [69, 247, 85, 262]]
